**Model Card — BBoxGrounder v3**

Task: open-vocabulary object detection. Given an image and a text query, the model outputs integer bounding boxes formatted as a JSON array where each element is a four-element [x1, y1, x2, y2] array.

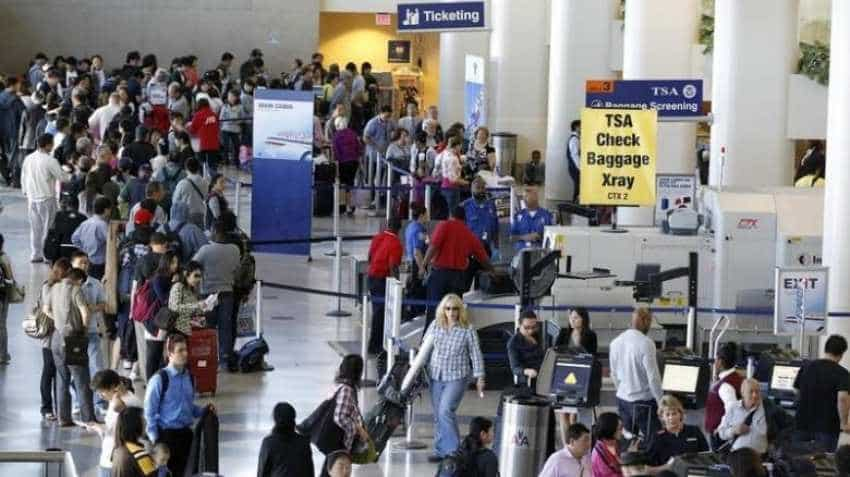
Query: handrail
[[0, 450, 79, 477]]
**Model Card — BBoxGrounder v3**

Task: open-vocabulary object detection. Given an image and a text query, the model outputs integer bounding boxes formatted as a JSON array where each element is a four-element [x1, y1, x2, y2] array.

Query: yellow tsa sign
[[579, 108, 657, 206]]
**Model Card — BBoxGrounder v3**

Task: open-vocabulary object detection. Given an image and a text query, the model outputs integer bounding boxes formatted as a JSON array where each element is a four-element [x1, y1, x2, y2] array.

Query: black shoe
[[427, 454, 443, 463]]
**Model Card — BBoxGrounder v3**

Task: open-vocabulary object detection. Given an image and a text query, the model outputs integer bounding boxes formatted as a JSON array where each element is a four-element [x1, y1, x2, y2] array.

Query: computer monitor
[[550, 360, 592, 400], [662, 364, 701, 394], [770, 364, 800, 393]]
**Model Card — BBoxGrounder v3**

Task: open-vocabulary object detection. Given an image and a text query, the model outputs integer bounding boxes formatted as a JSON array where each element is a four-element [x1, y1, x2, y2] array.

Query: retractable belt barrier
[[248, 234, 373, 246]]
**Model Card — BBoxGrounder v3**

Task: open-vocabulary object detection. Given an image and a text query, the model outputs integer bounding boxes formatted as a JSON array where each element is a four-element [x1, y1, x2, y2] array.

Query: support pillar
[[823, 0, 850, 368], [438, 31, 489, 127], [618, 0, 699, 226], [544, 0, 618, 205], [709, 0, 798, 187]]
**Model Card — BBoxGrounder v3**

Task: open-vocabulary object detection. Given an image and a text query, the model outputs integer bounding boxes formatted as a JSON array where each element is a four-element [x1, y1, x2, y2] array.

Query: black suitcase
[[313, 185, 333, 216], [477, 323, 516, 390], [363, 399, 406, 456]]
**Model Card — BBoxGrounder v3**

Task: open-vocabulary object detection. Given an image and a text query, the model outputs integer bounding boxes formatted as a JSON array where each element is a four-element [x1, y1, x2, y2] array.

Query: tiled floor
[[0, 181, 698, 477]]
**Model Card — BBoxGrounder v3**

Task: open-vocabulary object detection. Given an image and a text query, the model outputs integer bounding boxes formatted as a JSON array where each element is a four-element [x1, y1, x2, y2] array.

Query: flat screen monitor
[[662, 364, 700, 394], [550, 360, 591, 398], [770, 365, 800, 392]]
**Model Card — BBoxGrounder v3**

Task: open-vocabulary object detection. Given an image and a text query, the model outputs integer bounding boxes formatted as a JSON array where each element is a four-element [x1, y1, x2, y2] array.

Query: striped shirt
[[425, 322, 486, 382]]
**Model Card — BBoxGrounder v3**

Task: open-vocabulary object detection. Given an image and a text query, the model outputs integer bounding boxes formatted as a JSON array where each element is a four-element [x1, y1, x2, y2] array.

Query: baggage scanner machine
[[541, 187, 823, 352]]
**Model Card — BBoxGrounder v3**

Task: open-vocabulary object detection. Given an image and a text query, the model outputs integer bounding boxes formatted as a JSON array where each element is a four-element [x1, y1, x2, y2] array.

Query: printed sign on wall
[[579, 108, 658, 206], [774, 267, 828, 336]]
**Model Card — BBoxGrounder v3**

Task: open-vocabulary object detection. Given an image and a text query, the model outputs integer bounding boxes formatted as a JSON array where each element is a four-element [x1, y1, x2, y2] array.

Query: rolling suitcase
[[189, 328, 218, 395]]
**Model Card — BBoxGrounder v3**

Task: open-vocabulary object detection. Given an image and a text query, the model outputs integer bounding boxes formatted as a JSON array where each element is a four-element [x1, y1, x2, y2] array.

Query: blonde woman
[[424, 293, 486, 462], [646, 395, 708, 471]]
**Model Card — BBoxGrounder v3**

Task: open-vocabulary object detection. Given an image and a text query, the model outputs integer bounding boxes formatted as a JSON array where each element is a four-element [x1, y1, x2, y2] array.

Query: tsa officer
[[510, 187, 554, 250], [462, 176, 500, 257]]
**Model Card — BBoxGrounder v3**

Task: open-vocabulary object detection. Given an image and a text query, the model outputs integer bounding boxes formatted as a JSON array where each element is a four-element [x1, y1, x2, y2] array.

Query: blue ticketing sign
[[398, 2, 486, 32], [586, 80, 703, 117]]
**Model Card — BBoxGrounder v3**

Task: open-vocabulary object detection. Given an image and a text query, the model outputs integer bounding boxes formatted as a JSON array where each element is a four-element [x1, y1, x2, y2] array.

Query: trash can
[[498, 395, 551, 477], [491, 132, 517, 177]]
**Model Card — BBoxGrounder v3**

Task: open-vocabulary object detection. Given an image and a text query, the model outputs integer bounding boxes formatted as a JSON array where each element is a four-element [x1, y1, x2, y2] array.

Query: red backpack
[[131, 280, 161, 322]]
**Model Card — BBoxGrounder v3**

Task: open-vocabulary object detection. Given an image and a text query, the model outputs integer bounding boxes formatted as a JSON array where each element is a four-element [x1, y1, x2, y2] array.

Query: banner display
[[579, 108, 658, 206], [464, 54, 486, 140], [398, 1, 486, 32], [253, 90, 314, 161], [586, 79, 703, 117], [384, 278, 404, 353], [774, 267, 828, 336], [654, 174, 697, 226], [251, 90, 314, 256]]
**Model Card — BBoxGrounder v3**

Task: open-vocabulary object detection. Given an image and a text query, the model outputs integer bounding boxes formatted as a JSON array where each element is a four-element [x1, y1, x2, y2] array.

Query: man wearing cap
[[21, 133, 70, 262]]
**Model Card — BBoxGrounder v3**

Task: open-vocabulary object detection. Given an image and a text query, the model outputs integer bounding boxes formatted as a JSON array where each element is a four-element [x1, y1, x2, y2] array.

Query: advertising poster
[[655, 174, 697, 226], [774, 267, 828, 336], [464, 54, 486, 140], [384, 278, 404, 353], [251, 89, 315, 256], [253, 90, 314, 161], [579, 108, 658, 206]]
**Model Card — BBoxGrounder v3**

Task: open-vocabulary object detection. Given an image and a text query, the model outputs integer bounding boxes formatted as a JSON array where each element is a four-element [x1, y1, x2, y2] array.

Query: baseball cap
[[133, 207, 155, 226]]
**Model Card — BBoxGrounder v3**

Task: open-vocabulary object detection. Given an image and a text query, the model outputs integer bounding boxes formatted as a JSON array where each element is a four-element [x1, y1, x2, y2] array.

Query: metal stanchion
[[234, 181, 242, 218], [385, 162, 392, 224], [369, 153, 383, 215], [326, 236, 352, 317], [509, 185, 517, 226], [425, 185, 432, 221], [360, 294, 376, 387], [394, 347, 427, 450], [325, 176, 348, 257], [408, 182, 415, 221]]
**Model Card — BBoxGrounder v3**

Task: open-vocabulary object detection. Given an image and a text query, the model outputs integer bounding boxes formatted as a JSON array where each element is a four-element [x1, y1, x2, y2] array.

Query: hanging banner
[[774, 267, 829, 336], [579, 108, 657, 206], [654, 174, 697, 226], [252, 89, 314, 256], [398, 1, 486, 32], [464, 54, 486, 140], [586, 79, 704, 117], [384, 278, 404, 355]]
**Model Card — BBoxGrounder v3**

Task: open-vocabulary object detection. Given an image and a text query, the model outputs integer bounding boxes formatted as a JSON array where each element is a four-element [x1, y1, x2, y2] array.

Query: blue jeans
[[52, 337, 95, 423], [795, 430, 839, 453], [88, 333, 106, 408], [443, 188, 460, 215], [207, 292, 235, 366], [430, 378, 468, 457], [617, 398, 660, 448]]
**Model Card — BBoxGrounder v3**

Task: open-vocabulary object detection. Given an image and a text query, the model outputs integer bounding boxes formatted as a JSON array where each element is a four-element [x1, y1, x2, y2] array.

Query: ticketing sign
[[398, 2, 486, 32], [586, 80, 703, 117], [579, 108, 658, 206]]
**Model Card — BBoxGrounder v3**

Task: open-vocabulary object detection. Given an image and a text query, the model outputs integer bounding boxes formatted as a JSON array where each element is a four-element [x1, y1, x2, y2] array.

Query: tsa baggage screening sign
[[579, 108, 657, 206]]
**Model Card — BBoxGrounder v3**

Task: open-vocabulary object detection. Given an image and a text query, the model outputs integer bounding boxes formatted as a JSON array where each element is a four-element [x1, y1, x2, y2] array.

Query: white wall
[[787, 74, 829, 139], [322, 0, 396, 12], [0, 0, 320, 76]]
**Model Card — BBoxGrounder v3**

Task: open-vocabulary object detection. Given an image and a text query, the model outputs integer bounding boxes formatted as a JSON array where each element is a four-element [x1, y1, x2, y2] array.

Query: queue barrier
[[0, 450, 79, 477]]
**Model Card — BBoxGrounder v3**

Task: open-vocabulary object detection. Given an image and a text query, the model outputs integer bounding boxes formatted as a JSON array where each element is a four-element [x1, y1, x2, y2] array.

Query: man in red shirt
[[186, 97, 220, 176], [420, 206, 494, 332], [368, 217, 403, 354]]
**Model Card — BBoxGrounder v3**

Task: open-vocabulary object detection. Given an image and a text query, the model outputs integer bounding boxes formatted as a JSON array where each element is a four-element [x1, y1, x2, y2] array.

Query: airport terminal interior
[[2, 0, 850, 476]]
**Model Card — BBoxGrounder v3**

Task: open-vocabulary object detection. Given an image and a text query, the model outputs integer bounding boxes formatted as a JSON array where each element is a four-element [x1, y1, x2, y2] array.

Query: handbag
[[153, 306, 178, 331], [22, 306, 54, 340], [351, 436, 378, 464], [296, 388, 345, 454], [63, 334, 89, 367]]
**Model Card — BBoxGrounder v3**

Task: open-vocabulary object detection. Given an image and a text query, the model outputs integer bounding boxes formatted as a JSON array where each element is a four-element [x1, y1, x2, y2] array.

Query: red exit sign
[[376, 13, 392, 26]]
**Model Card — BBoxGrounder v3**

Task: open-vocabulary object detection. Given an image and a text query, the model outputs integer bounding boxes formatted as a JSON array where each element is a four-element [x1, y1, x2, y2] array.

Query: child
[[152, 442, 172, 477], [219, 90, 242, 167]]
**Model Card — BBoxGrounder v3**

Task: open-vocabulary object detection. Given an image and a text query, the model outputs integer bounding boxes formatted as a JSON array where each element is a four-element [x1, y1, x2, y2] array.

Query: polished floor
[[0, 180, 641, 477]]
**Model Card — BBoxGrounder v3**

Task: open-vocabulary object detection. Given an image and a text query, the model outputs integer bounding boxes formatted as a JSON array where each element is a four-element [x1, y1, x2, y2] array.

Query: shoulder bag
[[296, 387, 346, 454]]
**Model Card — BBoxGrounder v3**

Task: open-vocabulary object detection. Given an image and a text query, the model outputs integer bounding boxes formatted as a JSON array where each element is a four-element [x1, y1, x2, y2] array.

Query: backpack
[[435, 450, 474, 477], [234, 252, 256, 294], [162, 222, 187, 260], [236, 337, 269, 373], [130, 280, 160, 322], [118, 239, 150, 299], [157, 368, 194, 403]]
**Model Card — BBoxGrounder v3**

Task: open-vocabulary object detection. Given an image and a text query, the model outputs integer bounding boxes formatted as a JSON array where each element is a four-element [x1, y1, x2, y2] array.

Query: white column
[[438, 31, 489, 126], [618, 0, 700, 226], [544, 0, 618, 205], [709, 0, 798, 187], [823, 0, 850, 368], [489, 0, 549, 171]]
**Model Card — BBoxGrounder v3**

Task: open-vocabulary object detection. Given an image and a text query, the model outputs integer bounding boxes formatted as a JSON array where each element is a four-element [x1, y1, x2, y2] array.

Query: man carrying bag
[[45, 267, 96, 427]]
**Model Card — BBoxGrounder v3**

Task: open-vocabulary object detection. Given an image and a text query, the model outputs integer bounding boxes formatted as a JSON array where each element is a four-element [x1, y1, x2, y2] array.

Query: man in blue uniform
[[462, 176, 500, 257], [404, 204, 428, 317], [510, 187, 553, 250]]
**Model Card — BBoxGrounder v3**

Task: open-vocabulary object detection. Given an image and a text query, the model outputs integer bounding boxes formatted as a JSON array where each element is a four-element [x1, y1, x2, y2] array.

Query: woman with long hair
[[257, 402, 315, 477], [425, 294, 486, 462], [111, 407, 157, 477], [592, 412, 632, 477], [458, 417, 498, 477], [319, 354, 368, 477], [167, 261, 210, 337], [439, 136, 469, 213], [554, 307, 598, 354]]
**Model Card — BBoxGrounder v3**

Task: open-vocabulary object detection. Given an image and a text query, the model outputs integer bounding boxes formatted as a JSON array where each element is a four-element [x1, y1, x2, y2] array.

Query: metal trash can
[[491, 132, 517, 177], [498, 395, 551, 477]]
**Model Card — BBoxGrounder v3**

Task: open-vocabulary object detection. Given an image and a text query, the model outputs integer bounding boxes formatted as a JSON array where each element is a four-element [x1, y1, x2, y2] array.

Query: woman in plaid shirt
[[322, 354, 369, 477], [425, 293, 486, 462]]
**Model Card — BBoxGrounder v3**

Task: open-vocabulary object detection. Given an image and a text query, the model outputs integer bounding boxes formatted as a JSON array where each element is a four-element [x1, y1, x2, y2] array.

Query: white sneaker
[[122, 360, 132, 370]]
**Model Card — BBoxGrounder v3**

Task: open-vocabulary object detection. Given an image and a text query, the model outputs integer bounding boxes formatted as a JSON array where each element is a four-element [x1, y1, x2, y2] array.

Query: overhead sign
[[774, 267, 828, 336], [579, 108, 658, 206], [586, 80, 703, 117], [655, 174, 697, 226], [398, 2, 486, 32]]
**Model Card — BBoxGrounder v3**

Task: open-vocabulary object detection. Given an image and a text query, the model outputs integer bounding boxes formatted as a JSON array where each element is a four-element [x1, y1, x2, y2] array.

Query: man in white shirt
[[88, 93, 121, 144], [21, 133, 69, 262], [567, 120, 581, 202], [717, 378, 769, 454], [609, 307, 663, 442], [538, 423, 592, 477]]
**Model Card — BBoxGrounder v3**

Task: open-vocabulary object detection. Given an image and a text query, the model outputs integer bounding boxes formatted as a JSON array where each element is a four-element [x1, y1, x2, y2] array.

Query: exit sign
[[376, 13, 392, 26]]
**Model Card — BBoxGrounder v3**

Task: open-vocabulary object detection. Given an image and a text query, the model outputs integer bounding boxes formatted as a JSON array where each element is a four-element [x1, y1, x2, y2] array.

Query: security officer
[[404, 204, 428, 317], [647, 395, 709, 471], [510, 187, 554, 250], [462, 176, 500, 258]]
